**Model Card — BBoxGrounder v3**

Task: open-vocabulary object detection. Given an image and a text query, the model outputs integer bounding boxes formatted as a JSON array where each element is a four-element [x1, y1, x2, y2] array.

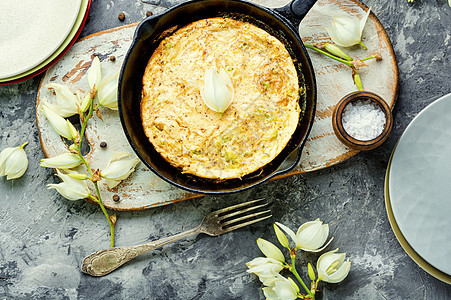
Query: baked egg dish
[[141, 17, 301, 179]]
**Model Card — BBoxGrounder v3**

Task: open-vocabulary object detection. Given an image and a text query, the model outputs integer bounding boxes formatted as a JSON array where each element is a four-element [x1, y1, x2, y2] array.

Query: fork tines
[[216, 199, 272, 232]]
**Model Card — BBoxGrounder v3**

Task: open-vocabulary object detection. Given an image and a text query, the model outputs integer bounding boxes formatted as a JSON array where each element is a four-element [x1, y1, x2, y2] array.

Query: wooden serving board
[[36, 0, 398, 211]]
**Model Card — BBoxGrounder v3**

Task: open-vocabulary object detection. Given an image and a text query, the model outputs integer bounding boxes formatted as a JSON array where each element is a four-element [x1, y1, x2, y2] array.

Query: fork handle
[[81, 225, 201, 276]]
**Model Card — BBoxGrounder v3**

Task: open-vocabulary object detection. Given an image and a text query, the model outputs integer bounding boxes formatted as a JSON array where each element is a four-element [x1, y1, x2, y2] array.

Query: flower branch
[[39, 56, 140, 248], [247, 220, 351, 300]]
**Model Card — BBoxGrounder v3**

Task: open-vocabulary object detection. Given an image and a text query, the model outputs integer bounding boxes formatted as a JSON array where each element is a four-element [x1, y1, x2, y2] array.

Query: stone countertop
[[1, 0, 450, 299]]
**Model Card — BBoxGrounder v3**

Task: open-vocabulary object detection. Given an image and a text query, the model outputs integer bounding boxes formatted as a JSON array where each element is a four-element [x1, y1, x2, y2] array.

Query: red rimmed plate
[[0, 0, 91, 86]]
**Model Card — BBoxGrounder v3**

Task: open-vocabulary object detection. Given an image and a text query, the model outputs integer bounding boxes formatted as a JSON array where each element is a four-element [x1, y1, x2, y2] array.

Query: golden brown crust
[[141, 17, 300, 179]]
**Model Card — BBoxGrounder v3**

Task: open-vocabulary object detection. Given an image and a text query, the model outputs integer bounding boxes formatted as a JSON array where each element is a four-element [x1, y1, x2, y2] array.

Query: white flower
[[275, 219, 333, 252], [87, 56, 102, 93], [100, 152, 140, 188], [317, 249, 351, 283], [47, 170, 91, 201], [0, 142, 28, 180], [80, 94, 92, 113], [246, 257, 284, 282], [256, 238, 286, 262], [97, 71, 119, 110], [41, 104, 78, 140], [42, 83, 80, 118], [200, 68, 234, 113], [262, 274, 299, 300], [325, 7, 371, 49], [40, 153, 83, 169]]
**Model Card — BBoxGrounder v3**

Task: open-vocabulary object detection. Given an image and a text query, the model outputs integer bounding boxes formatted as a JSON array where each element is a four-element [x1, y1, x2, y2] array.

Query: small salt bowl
[[332, 91, 393, 151]]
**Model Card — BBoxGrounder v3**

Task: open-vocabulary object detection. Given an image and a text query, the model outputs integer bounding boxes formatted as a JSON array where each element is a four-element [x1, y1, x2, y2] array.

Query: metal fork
[[81, 199, 271, 276]]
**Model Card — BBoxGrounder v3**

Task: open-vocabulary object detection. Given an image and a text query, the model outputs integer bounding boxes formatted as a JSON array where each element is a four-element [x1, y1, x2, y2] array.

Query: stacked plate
[[385, 93, 451, 283], [0, 0, 91, 86]]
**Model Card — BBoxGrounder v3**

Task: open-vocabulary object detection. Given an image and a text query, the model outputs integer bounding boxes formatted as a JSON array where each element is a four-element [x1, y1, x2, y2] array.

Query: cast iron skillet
[[118, 0, 317, 194]]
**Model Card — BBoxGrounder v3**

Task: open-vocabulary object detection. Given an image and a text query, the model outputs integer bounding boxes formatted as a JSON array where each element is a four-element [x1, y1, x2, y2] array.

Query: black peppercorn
[[100, 141, 107, 148], [109, 56, 116, 62], [118, 12, 125, 21], [113, 195, 120, 202], [146, 11, 153, 17]]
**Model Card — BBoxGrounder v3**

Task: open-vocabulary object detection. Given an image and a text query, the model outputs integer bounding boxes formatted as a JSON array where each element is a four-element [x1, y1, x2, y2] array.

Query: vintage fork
[[81, 199, 271, 276]]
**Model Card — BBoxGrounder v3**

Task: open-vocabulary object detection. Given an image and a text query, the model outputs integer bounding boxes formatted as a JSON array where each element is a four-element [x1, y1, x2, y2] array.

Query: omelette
[[141, 17, 301, 179]]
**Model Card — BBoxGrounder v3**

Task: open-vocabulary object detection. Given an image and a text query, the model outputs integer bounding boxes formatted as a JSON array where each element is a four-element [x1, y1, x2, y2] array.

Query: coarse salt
[[342, 99, 386, 141]]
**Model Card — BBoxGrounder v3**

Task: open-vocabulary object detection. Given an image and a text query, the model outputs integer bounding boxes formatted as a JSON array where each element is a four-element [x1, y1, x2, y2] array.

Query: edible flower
[[262, 273, 300, 300], [325, 7, 371, 49], [87, 56, 102, 94], [80, 94, 91, 113], [323, 43, 353, 61], [40, 153, 83, 169], [42, 83, 80, 118], [41, 104, 78, 140], [246, 257, 284, 283], [200, 68, 234, 114], [47, 170, 91, 201], [100, 152, 140, 188], [257, 238, 286, 262], [0, 142, 29, 180], [275, 219, 333, 252], [316, 249, 351, 283], [97, 71, 119, 110]]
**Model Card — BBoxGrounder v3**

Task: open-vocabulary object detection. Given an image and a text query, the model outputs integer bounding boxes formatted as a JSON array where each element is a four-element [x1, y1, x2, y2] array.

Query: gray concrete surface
[[1, 0, 451, 299]]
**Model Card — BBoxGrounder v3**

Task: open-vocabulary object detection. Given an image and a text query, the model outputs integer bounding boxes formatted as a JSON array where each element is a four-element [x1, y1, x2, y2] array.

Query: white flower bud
[[256, 238, 286, 263], [317, 249, 351, 283], [67, 173, 89, 180], [246, 257, 284, 283], [262, 273, 299, 300], [296, 219, 330, 251], [323, 43, 353, 61], [98, 71, 119, 110], [80, 94, 92, 113], [276, 220, 333, 252], [200, 68, 234, 113], [324, 7, 371, 49], [87, 56, 102, 94], [41, 104, 78, 140], [47, 170, 91, 201], [273, 223, 290, 249], [40, 153, 83, 169], [42, 83, 80, 118], [0, 142, 28, 180], [100, 152, 140, 188]]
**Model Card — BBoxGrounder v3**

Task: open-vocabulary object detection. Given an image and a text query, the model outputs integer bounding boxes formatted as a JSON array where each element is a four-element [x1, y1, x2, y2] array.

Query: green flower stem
[[20, 142, 29, 149], [361, 55, 376, 62], [92, 184, 115, 248], [304, 44, 353, 67], [359, 41, 368, 50], [77, 96, 115, 248], [290, 256, 314, 298], [79, 98, 94, 141]]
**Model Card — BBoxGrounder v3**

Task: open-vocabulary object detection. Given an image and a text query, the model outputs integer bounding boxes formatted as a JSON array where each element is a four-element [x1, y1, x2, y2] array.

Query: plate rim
[[385, 146, 451, 284], [0, 0, 90, 84], [386, 92, 451, 281], [0, 0, 83, 79]]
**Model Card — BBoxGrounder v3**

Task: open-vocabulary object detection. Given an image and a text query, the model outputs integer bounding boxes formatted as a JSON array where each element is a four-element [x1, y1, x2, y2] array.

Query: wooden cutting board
[[36, 0, 398, 211]]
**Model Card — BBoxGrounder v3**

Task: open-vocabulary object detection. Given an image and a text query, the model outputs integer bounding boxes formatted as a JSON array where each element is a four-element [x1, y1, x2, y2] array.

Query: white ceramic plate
[[389, 93, 451, 275], [0, 0, 82, 79]]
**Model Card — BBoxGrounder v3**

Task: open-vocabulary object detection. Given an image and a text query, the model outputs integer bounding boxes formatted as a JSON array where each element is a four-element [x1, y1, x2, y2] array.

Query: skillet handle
[[271, 146, 303, 178], [134, 12, 165, 43], [290, 0, 317, 20], [274, 0, 317, 20]]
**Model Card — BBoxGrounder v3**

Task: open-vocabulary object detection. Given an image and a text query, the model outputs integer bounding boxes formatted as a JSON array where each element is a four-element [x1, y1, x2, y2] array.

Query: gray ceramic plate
[[389, 93, 451, 275]]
